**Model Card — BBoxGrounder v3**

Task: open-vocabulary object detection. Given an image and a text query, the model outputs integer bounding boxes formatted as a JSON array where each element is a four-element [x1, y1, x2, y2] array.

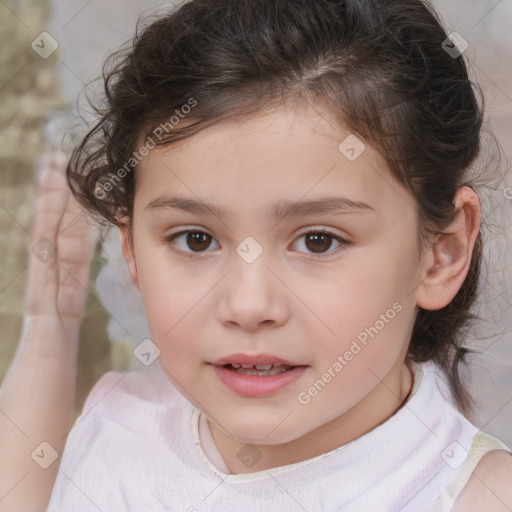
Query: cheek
[[133, 243, 239, 380], [134, 244, 205, 358], [306, 248, 413, 368], [300, 265, 412, 416], [316, 258, 400, 328]]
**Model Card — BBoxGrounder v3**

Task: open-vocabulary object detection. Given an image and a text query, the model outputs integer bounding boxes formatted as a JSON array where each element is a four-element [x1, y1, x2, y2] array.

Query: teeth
[[255, 364, 273, 370], [229, 363, 283, 370], [227, 363, 294, 376]]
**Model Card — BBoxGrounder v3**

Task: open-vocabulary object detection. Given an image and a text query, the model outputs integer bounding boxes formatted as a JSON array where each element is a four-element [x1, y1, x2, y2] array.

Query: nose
[[215, 254, 290, 332]]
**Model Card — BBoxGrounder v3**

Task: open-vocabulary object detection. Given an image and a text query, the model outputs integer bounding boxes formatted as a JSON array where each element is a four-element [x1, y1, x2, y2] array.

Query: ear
[[416, 186, 481, 310], [117, 216, 140, 292]]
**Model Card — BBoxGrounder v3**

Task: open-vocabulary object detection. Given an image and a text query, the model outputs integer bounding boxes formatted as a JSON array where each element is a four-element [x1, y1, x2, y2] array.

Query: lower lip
[[212, 365, 308, 397]]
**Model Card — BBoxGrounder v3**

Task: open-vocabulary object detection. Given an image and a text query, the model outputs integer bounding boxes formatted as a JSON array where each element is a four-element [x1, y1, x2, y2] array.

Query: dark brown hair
[[68, 0, 496, 413]]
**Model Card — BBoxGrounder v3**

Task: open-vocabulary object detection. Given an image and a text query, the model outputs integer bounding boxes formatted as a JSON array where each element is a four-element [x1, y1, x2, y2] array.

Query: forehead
[[134, 106, 415, 221]]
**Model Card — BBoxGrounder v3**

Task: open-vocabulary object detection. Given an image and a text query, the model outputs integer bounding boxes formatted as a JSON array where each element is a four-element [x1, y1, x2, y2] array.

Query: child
[[38, 0, 512, 509]]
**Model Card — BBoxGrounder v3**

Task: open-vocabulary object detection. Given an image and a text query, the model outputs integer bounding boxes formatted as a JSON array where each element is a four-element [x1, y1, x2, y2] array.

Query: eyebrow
[[145, 194, 375, 221]]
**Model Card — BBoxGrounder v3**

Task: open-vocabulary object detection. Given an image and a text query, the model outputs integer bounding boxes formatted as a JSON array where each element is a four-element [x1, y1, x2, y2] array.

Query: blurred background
[[0, 0, 511, 445]]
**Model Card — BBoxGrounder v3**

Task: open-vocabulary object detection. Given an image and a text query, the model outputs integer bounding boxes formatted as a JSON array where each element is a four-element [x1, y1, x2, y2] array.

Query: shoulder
[[452, 449, 512, 512], [82, 369, 153, 411], [80, 366, 185, 423]]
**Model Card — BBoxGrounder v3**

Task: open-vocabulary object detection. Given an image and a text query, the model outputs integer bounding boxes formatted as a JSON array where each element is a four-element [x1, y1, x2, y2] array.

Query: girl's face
[[121, 104, 429, 469]]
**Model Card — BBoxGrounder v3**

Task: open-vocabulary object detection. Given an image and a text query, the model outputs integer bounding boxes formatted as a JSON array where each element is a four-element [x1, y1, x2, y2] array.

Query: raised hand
[[23, 150, 95, 347], [0, 150, 96, 512]]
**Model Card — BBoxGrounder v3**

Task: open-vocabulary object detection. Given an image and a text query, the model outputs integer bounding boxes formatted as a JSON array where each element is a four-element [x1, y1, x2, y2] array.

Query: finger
[[54, 160, 97, 318], [31, 151, 69, 249], [26, 151, 71, 315], [57, 194, 96, 297]]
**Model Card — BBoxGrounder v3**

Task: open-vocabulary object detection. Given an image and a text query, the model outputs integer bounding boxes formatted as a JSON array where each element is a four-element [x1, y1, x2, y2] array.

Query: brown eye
[[292, 230, 347, 257], [305, 232, 334, 253], [186, 232, 212, 251], [166, 230, 219, 253]]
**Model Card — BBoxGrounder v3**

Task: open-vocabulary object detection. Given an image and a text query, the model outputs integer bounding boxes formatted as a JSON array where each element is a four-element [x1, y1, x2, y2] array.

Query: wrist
[[18, 314, 81, 360]]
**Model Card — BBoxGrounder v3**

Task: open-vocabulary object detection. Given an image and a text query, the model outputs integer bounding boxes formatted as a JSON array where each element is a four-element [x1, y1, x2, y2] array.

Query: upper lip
[[211, 353, 303, 367]]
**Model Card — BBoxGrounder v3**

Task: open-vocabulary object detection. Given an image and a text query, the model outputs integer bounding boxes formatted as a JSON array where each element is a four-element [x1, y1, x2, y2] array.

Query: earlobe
[[117, 218, 140, 292], [416, 187, 481, 310]]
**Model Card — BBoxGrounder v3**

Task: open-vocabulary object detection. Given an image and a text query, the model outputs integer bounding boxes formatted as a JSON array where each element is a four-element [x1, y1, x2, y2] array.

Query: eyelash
[[164, 228, 350, 259]]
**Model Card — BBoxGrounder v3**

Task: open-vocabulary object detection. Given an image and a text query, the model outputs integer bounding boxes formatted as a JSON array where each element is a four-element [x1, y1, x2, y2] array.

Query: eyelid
[[290, 228, 350, 258], [295, 226, 348, 240], [164, 226, 351, 257], [164, 226, 219, 256]]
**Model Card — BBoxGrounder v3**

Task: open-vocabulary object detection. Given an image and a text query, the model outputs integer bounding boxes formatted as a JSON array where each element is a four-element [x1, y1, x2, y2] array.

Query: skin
[[453, 451, 512, 511], [118, 102, 496, 480]]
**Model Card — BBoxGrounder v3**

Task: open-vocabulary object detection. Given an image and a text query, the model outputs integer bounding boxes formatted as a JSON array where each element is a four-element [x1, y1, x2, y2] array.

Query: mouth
[[222, 363, 297, 376], [210, 357, 308, 397]]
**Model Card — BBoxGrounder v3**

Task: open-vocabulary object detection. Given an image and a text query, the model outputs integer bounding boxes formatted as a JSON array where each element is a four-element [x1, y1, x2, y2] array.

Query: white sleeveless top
[[47, 361, 510, 511]]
